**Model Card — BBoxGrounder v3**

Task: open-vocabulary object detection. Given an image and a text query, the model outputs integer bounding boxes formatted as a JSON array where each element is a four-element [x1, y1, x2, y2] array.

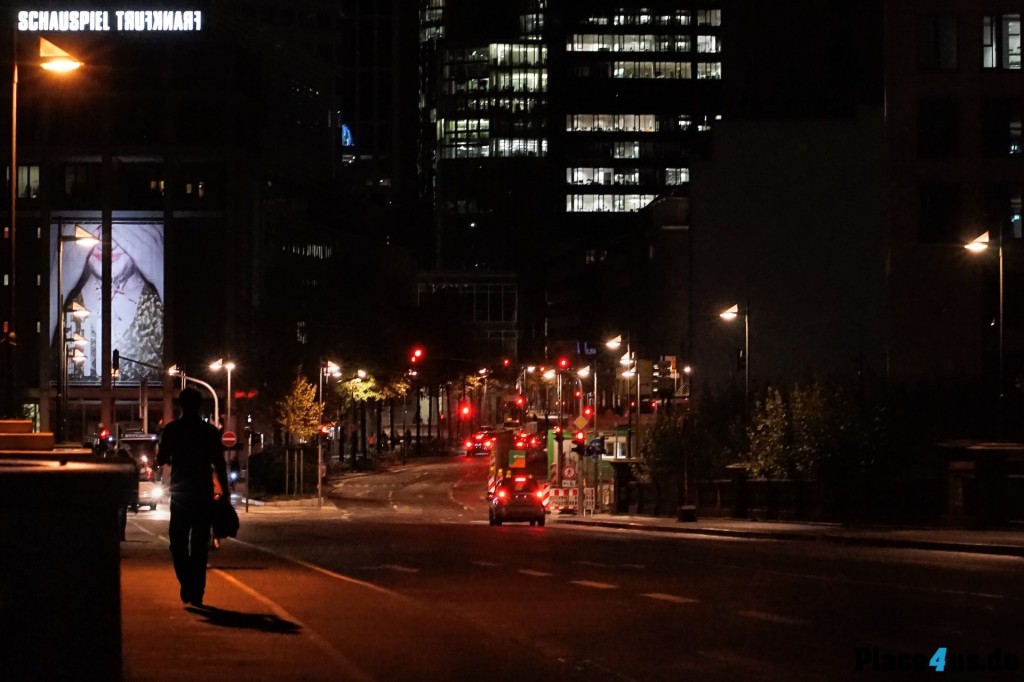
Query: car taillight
[[535, 490, 544, 500], [484, 440, 493, 449], [497, 489, 508, 500], [515, 441, 525, 449], [464, 440, 472, 449]]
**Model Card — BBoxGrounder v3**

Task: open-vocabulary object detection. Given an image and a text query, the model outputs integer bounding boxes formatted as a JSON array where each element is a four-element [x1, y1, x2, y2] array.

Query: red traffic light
[[573, 430, 586, 443], [459, 403, 471, 418], [502, 357, 510, 367], [558, 357, 569, 369], [515, 395, 526, 407], [410, 347, 424, 363], [583, 405, 594, 418], [319, 425, 331, 435]]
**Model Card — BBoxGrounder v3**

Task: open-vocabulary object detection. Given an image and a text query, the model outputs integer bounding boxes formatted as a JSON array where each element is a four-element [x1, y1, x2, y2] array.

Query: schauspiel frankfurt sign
[[18, 9, 203, 32]]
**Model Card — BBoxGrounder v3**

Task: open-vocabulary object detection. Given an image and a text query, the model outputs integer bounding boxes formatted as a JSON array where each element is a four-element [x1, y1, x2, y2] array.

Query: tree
[[276, 376, 320, 444]]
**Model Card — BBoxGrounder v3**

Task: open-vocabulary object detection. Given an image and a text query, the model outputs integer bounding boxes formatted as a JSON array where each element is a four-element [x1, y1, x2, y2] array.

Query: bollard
[[0, 460, 125, 682]]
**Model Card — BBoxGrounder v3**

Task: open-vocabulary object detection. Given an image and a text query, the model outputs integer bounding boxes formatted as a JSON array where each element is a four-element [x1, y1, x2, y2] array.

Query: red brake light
[[514, 476, 527, 483], [484, 440, 493, 449], [536, 490, 545, 500], [497, 489, 508, 499], [464, 440, 472, 449]]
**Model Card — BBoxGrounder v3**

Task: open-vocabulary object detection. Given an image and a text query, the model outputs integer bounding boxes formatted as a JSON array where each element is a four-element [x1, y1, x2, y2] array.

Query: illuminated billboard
[[51, 222, 164, 381]]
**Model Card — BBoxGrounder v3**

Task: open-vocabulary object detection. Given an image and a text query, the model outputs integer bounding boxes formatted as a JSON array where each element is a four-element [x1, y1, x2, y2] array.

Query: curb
[[555, 518, 1024, 558]]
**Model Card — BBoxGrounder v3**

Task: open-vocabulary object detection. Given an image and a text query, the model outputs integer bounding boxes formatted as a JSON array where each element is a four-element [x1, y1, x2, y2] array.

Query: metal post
[[56, 222, 65, 442], [317, 362, 323, 509], [998, 227, 1005, 438], [5, 51, 17, 417], [744, 298, 750, 412]]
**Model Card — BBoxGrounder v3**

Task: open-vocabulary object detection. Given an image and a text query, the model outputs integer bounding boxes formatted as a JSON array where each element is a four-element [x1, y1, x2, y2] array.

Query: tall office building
[[418, 0, 723, 360]]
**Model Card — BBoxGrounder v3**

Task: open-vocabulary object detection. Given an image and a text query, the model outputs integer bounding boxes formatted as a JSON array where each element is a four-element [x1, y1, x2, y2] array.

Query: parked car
[[489, 475, 546, 526]]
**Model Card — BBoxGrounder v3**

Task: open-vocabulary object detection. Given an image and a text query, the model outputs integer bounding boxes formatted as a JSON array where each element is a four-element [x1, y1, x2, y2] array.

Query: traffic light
[[502, 357, 510, 367], [459, 402, 472, 419], [410, 347, 425, 363], [515, 395, 526, 408], [558, 357, 569, 369], [582, 405, 594, 420], [737, 348, 746, 371], [553, 425, 563, 443], [571, 429, 586, 455], [111, 349, 120, 372]]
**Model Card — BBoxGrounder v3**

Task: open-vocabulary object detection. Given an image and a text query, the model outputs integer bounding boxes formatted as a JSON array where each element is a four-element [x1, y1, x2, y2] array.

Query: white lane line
[[739, 610, 808, 625], [570, 580, 619, 590], [642, 593, 698, 605], [472, 561, 501, 567], [213, 569, 377, 682], [518, 569, 553, 577], [381, 564, 420, 574]]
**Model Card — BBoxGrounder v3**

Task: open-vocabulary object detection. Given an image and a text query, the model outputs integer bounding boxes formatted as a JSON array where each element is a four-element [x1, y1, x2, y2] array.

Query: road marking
[[573, 560, 646, 570], [213, 569, 377, 682], [472, 561, 501, 567], [381, 564, 419, 574], [518, 569, 553, 577], [570, 580, 619, 590], [642, 593, 698, 605], [739, 610, 808, 625]]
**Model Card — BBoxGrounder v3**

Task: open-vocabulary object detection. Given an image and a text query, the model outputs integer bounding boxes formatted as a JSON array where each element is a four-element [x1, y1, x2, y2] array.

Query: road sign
[[573, 416, 589, 430], [222, 431, 237, 448], [508, 449, 526, 468], [562, 464, 576, 480]]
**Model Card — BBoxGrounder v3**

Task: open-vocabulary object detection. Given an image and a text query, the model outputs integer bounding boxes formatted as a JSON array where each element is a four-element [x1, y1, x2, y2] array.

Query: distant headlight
[[151, 485, 163, 499], [229, 471, 238, 482]]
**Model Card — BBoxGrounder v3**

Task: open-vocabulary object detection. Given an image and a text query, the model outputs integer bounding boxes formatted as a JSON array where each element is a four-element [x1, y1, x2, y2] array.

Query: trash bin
[[0, 459, 125, 681]]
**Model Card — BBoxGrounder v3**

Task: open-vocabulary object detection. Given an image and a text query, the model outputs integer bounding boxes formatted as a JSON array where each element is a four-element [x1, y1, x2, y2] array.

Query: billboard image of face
[[51, 222, 164, 381]]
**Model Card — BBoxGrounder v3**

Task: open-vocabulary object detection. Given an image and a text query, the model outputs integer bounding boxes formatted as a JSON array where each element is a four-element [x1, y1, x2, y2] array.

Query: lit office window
[[611, 61, 691, 78], [665, 168, 690, 185], [697, 35, 721, 53], [697, 62, 723, 79], [567, 167, 613, 185], [566, 114, 657, 132], [983, 14, 1022, 69], [613, 141, 641, 158], [566, 193, 655, 212], [16, 165, 40, 199], [697, 9, 722, 26], [493, 138, 547, 157]]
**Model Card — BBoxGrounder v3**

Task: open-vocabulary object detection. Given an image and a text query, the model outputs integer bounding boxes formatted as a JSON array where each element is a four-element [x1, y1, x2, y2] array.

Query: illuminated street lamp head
[[325, 360, 341, 376], [605, 335, 622, 350], [67, 301, 90, 319], [683, 365, 693, 375], [39, 38, 82, 72], [71, 225, 98, 246], [543, 369, 556, 380], [965, 231, 990, 253], [356, 369, 367, 379], [167, 365, 180, 376], [719, 304, 740, 321], [577, 366, 591, 378], [619, 351, 633, 367]]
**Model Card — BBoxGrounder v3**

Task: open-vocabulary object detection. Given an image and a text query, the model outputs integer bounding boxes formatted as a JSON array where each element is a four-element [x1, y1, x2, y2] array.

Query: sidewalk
[[552, 512, 1024, 557]]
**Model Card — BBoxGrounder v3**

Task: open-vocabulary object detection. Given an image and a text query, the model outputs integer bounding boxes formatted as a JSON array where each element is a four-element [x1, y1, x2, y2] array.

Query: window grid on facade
[[566, 113, 658, 132], [983, 14, 1022, 69], [566, 193, 656, 212]]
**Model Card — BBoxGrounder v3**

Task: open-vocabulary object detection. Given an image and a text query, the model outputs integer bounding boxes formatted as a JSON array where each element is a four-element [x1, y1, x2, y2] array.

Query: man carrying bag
[[157, 387, 232, 607]]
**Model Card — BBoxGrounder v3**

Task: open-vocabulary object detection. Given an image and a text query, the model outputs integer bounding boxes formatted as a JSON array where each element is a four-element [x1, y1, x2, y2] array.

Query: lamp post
[[720, 300, 750, 410], [5, 38, 82, 416], [965, 229, 1005, 436], [56, 224, 97, 442], [317, 360, 340, 509], [209, 358, 235, 431], [167, 365, 218, 427]]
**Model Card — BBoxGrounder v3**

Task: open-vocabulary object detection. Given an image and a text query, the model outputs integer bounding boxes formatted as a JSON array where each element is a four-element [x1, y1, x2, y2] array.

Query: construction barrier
[[548, 487, 579, 512]]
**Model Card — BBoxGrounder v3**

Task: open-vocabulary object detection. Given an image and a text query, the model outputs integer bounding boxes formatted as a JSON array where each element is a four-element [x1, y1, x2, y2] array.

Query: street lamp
[[720, 301, 750, 409], [6, 38, 82, 416], [168, 365, 219, 427], [965, 229, 1005, 435], [209, 358, 236, 431], [55, 224, 97, 442], [317, 359, 340, 509]]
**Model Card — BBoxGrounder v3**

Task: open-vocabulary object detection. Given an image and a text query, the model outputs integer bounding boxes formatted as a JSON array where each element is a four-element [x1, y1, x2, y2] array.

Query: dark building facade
[[0, 2, 417, 439]]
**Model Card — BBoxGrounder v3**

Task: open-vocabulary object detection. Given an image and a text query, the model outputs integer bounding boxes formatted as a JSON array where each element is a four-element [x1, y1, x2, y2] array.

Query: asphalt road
[[131, 457, 1024, 681]]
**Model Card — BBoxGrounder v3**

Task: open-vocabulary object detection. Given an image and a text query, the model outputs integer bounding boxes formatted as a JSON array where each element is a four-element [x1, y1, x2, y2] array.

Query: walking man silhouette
[[157, 387, 228, 606]]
